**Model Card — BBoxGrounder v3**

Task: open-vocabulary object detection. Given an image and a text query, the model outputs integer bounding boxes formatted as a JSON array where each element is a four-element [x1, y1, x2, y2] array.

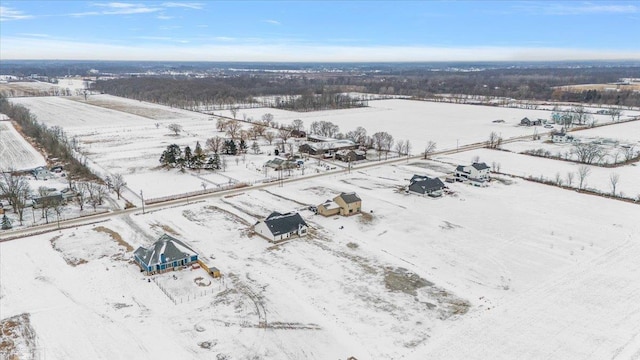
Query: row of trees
[[0, 96, 100, 181], [89, 66, 640, 109]]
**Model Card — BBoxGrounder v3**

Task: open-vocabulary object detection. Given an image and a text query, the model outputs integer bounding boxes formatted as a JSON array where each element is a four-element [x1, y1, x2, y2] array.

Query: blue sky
[[1, 1, 639, 61]]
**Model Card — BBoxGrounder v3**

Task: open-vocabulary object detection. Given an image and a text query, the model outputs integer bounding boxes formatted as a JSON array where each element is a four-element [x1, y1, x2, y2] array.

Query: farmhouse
[[408, 175, 446, 197], [520, 117, 542, 126], [317, 192, 362, 216], [254, 211, 308, 242], [32, 194, 64, 208], [290, 129, 307, 138], [298, 140, 358, 156], [133, 233, 199, 275], [335, 149, 366, 162], [551, 132, 580, 144], [455, 162, 491, 186]]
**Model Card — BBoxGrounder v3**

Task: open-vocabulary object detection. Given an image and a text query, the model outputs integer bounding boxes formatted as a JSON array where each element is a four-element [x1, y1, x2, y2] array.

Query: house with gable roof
[[317, 192, 362, 216], [407, 175, 446, 197], [133, 233, 198, 275], [254, 211, 308, 242], [454, 162, 491, 186]]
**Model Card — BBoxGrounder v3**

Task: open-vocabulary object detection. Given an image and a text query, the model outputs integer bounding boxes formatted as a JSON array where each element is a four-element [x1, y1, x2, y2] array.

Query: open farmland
[[438, 147, 640, 198], [0, 121, 46, 171], [2, 161, 639, 359], [214, 99, 633, 151]]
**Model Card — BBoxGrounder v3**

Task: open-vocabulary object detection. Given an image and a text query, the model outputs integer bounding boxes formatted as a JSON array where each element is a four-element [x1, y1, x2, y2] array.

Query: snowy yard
[[2, 162, 639, 359]]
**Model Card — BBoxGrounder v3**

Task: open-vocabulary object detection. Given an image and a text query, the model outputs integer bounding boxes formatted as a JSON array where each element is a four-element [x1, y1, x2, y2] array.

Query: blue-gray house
[[134, 234, 198, 275]]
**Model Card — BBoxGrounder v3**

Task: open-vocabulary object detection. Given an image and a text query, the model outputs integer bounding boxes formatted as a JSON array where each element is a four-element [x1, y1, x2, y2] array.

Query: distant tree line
[[91, 66, 640, 109]]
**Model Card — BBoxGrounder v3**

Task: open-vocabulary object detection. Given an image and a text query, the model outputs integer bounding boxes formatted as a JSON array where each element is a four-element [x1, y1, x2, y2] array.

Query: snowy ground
[[2, 161, 639, 359], [437, 148, 640, 198], [0, 121, 46, 171]]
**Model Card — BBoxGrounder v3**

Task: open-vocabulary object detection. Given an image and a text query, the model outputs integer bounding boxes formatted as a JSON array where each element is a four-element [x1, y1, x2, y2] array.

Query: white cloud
[[162, 2, 204, 10], [264, 19, 281, 25], [93, 2, 162, 15], [0, 6, 33, 21], [2, 36, 639, 62], [515, 2, 638, 15], [157, 14, 174, 20]]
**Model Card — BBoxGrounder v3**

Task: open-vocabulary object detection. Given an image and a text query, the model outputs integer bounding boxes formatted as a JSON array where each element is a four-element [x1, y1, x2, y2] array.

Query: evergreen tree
[[193, 141, 206, 169], [1, 214, 12, 230], [160, 144, 181, 167], [183, 145, 193, 168], [251, 141, 261, 154], [239, 139, 249, 154], [223, 139, 238, 155]]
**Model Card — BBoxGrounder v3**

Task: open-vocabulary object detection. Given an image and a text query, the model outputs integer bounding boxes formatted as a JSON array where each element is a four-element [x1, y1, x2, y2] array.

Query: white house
[[254, 211, 308, 242], [455, 162, 490, 186]]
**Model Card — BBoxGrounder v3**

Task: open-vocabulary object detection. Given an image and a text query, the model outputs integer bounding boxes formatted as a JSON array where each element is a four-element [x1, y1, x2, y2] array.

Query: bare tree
[[395, 139, 406, 155], [609, 173, 620, 196], [206, 136, 224, 154], [0, 170, 32, 214], [554, 172, 563, 186], [264, 131, 275, 145], [230, 106, 239, 119], [225, 120, 241, 140], [261, 113, 274, 126], [487, 131, 501, 149], [566, 172, 574, 186], [622, 145, 636, 162], [252, 123, 266, 137], [216, 118, 228, 132], [278, 128, 292, 147], [572, 143, 603, 164], [111, 173, 126, 200], [75, 182, 87, 211], [167, 123, 182, 136], [578, 165, 591, 189], [346, 126, 368, 146], [423, 141, 437, 159], [608, 108, 622, 122], [405, 140, 412, 158], [291, 119, 304, 132]]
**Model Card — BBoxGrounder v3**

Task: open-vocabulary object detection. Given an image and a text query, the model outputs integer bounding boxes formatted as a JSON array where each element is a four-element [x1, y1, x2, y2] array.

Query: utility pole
[[140, 190, 145, 214]]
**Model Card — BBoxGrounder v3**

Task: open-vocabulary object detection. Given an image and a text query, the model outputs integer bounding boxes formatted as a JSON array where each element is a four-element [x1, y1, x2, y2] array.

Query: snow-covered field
[[1, 161, 639, 359], [3, 94, 640, 359], [215, 99, 633, 151], [0, 121, 46, 171], [438, 147, 640, 198]]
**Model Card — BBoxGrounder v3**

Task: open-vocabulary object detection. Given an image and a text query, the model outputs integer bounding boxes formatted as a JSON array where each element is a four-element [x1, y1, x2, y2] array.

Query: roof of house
[[336, 192, 361, 204], [32, 194, 63, 204], [261, 211, 308, 236], [265, 157, 298, 169], [472, 162, 490, 170], [408, 177, 445, 194], [307, 134, 336, 142], [319, 200, 340, 210], [134, 233, 197, 267]]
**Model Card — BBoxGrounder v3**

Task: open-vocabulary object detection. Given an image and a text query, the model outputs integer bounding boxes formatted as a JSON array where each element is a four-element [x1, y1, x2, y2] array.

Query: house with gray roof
[[254, 211, 308, 242], [133, 233, 198, 275], [408, 175, 446, 197], [454, 162, 490, 186]]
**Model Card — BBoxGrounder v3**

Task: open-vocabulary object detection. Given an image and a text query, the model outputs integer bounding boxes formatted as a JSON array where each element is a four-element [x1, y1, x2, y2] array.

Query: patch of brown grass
[[93, 226, 133, 252], [151, 223, 180, 236]]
